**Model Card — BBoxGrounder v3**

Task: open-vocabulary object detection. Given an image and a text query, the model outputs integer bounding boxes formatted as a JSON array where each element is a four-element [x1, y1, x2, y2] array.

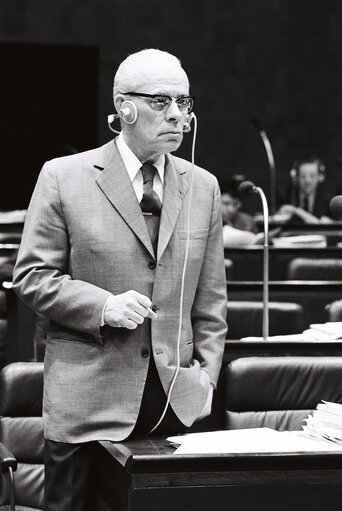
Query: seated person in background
[[277, 155, 332, 223], [220, 176, 257, 232], [219, 176, 262, 246]]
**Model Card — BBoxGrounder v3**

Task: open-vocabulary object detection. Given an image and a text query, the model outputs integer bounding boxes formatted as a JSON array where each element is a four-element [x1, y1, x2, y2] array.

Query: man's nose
[[165, 99, 183, 121]]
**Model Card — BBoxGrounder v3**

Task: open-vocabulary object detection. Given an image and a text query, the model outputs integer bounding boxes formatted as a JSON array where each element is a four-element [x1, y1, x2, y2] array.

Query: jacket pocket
[[178, 228, 209, 240]]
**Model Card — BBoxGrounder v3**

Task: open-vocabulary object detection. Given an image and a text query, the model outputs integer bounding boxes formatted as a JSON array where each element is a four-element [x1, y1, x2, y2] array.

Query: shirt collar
[[116, 132, 165, 183]]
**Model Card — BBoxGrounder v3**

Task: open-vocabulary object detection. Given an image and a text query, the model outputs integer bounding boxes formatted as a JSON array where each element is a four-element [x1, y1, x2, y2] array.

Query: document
[[167, 428, 342, 455], [302, 401, 342, 446], [241, 322, 342, 342]]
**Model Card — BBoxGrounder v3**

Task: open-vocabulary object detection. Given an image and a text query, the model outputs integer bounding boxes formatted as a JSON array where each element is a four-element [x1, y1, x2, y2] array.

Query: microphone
[[107, 113, 121, 134], [330, 195, 342, 219], [238, 181, 269, 341], [251, 118, 276, 216], [238, 180, 258, 195], [183, 112, 195, 133]]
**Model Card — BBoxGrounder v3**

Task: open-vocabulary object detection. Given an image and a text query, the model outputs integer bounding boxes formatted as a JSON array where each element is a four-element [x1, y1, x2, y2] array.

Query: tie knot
[[141, 163, 157, 184]]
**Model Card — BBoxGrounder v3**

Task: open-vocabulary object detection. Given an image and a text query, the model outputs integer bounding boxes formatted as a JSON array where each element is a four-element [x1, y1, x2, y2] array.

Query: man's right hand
[[103, 290, 157, 329]]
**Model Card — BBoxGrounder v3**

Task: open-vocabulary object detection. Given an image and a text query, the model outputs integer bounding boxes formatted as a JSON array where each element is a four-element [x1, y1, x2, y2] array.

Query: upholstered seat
[[225, 356, 342, 431], [0, 362, 44, 510]]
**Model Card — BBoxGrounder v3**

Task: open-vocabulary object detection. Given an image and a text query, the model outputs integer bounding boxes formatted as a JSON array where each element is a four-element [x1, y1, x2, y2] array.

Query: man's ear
[[113, 94, 125, 113]]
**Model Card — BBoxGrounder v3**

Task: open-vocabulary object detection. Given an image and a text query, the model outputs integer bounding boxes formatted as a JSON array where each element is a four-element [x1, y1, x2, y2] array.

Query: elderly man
[[13, 49, 227, 510]]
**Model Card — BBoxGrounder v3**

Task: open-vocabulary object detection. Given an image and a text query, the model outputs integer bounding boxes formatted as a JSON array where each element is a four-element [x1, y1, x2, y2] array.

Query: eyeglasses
[[122, 92, 194, 113]]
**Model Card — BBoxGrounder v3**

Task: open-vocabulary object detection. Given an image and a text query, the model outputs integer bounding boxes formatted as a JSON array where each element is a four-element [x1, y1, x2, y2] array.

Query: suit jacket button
[[148, 261, 156, 269], [141, 348, 150, 358]]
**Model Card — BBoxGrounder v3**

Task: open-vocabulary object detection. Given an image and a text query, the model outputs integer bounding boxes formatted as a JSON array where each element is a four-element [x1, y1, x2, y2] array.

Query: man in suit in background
[[13, 49, 227, 510], [277, 155, 332, 223]]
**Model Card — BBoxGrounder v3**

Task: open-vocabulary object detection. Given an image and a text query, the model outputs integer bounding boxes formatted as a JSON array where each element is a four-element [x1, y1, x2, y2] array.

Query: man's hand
[[196, 383, 214, 422], [104, 290, 157, 329]]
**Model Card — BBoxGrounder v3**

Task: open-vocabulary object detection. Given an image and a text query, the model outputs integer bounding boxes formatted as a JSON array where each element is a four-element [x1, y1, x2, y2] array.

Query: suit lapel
[[95, 140, 155, 258], [157, 155, 188, 260]]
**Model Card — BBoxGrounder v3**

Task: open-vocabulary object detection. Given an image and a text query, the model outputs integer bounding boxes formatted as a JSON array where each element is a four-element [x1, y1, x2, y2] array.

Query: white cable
[[148, 113, 197, 434]]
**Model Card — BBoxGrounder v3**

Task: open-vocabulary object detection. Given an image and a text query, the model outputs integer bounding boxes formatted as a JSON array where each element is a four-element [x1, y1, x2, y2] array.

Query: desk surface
[[228, 279, 342, 288], [255, 220, 342, 234], [100, 436, 342, 472]]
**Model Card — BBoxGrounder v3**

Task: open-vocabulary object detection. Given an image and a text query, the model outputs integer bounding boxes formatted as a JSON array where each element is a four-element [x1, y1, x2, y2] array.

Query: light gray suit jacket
[[13, 139, 227, 443]]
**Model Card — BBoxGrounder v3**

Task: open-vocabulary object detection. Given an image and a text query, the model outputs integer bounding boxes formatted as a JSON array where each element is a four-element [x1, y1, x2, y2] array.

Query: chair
[[0, 362, 44, 510], [287, 257, 342, 280], [326, 299, 342, 322], [224, 356, 342, 431], [224, 258, 234, 280], [227, 301, 304, 339]]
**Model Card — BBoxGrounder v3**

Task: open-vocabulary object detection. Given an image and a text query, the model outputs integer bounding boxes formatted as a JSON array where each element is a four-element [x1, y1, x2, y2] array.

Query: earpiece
[[107, 100, 138, 134], [183, 112, 195, 133], [119, 100, 138, 124], [290, 156, 326, 183]]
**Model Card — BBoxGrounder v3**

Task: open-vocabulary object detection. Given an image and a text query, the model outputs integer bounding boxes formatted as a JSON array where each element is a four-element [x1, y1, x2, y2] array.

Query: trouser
[[44, 355, 186, 510]]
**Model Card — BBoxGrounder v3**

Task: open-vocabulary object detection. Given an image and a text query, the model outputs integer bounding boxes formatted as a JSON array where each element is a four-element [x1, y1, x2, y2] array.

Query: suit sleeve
[[191, 178, 228, 387], [13, 162, 112, 343]]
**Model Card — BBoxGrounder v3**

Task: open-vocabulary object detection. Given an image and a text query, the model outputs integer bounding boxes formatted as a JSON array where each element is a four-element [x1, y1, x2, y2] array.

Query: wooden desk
[[225, 339, 342, 362], [255, 220, 342, 239], [225, 246, 342, 280], [227, 280, 342, 326], [97, 437, 342, 511], [281, 223, 342, 243]]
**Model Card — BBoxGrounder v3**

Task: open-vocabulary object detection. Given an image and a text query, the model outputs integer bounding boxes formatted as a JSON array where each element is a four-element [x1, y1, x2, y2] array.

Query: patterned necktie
[[140, 163, 162, 216]]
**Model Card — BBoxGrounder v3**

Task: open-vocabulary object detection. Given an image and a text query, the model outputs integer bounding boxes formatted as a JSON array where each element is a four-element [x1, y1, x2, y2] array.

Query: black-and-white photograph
[[1, 2, 342, 510]]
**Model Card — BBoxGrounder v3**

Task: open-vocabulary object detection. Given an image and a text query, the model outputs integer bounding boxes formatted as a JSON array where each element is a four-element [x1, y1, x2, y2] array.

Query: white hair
[[113, 49, 188, 97]]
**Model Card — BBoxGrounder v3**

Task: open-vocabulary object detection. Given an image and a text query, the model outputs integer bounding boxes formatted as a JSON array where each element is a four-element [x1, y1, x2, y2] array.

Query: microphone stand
[[252, 120, 276, 216], [239, 180, 269, 341], [255, 186, 269, 341]]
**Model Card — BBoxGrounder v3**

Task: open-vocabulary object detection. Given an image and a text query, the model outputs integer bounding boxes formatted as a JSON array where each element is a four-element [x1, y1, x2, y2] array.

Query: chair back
[[0, 362, 44, 510], [227, 301, 304, 339], [288, 257, 342, 280], [327, 299, 342, 322], [225, 356, 342, 430]]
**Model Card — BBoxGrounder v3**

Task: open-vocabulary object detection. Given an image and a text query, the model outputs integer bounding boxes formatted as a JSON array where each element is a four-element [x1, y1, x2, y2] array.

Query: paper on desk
[[272, 234, 327, 248], [302, 400, 342, 446], [167, 428, 342, 454], [309, 322, 342, 340], [240, 332, 324, 342], [240, 323, 342, 342]]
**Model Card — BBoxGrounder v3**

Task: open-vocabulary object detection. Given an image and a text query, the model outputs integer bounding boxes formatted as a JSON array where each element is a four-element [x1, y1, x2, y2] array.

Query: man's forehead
[[299, 163, 319, 175], [131, 63, 189, 91]]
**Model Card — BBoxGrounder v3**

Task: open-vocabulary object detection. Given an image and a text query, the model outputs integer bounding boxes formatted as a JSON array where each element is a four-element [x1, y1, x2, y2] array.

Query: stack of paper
[[307, 323, 342, 340], [167, 427, 342, 455], [272, 234, 327, 248], [302, 401, 342, 447]]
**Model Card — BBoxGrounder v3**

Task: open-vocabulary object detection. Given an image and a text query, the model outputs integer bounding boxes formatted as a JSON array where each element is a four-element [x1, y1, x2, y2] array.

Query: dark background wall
[[1, 0, 342, 210]]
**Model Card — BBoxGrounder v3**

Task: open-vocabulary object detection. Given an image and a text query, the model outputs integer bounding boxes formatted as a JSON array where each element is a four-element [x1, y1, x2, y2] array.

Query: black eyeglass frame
[[122, 92, 195, 113]]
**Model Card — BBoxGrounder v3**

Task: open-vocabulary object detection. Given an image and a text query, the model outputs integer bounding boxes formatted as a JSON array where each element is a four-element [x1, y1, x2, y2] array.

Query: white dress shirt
[[116, 132, 165, 202]]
